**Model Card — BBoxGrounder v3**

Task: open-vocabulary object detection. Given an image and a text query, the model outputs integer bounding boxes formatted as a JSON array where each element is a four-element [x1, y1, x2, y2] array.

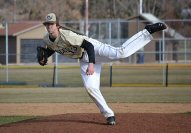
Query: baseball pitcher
[[37, 13, 167, 125]]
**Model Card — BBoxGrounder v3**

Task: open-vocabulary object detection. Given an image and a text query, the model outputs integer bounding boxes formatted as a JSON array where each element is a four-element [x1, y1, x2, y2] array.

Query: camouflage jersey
[[43, 28, 89, 59]]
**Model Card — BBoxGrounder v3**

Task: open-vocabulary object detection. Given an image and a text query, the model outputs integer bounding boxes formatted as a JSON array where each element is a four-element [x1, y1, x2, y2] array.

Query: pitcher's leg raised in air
[[87, 22, 167, 62]]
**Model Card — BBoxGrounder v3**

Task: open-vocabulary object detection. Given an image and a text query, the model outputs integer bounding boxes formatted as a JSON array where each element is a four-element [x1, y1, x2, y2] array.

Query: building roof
[[0, 22, 42, 36]]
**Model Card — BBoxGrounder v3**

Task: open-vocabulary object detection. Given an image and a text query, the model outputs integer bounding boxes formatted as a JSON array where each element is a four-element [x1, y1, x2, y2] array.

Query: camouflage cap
[[43, 13, 58, 25]]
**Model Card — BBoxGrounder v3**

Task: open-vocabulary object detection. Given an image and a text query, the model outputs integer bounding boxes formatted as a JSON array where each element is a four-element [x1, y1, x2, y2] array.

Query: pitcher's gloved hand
[[37, 46, 48, 66]]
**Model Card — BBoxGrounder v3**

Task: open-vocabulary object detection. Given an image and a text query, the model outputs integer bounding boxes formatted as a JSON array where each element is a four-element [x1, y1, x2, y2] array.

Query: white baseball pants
[[80, 29, 153, 118]]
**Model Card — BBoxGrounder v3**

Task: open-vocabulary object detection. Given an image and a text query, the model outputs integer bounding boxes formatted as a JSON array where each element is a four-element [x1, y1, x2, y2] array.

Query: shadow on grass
[[0, 114, 106, 127], [0, 116, 38, 126]]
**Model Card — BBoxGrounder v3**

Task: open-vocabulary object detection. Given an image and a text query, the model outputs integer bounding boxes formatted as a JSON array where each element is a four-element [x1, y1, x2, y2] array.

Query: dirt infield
[[0, 113, 191, 133], [0, 103, 191, 133]]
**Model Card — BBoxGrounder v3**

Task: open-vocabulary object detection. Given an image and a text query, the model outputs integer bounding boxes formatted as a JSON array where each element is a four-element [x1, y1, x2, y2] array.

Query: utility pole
[[140, 0, 143, 14], [85, 0, 89, 36], [13, 0, 17, 22]]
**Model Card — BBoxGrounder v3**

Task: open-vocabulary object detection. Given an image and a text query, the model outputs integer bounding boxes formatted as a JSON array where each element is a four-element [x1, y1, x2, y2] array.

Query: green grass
[[0, 116, 36, 125], [0, 87, 191, 103], [184, 112, 191, 115], [0, 64, 191, 87]]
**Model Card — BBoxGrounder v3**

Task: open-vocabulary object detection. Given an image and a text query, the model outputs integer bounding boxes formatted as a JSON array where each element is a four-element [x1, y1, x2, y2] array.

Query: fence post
[[165, 63, 168, 87], [184, 39, 187, 63], [52, 53, 58, 87], [5, 22, 9, 82], [109, 22, 112, 87], [109, 63, 112, 87], [52, 64, 56, 87]]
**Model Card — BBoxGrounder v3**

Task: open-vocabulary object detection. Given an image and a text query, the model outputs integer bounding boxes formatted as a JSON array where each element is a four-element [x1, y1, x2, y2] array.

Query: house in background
[[0, 22, 45, 64], [0, 22, 79, 65]]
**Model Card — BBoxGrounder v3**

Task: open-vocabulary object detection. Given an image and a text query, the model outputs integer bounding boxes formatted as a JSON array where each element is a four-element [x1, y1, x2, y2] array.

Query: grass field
[[0, 87, 191, 103], [0, 86, 191, 125]]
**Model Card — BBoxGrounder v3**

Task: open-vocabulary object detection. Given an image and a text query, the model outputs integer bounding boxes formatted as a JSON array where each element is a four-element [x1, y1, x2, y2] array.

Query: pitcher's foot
[[106, 116, 116, 125]]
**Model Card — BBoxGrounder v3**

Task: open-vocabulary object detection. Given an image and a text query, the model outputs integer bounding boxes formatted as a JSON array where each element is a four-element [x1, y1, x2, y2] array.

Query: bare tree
[[0, 0, 190, 22]]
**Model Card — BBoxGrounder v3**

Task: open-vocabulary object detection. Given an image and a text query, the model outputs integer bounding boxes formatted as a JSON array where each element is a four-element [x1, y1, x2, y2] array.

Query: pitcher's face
[[45, 23, 59, 38]]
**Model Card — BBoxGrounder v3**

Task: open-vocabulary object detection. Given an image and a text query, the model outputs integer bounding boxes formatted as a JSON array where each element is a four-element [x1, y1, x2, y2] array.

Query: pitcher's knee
[[116, 48, 126, 58], [86, 88, 93, 95], [85, 86, 97, 95]]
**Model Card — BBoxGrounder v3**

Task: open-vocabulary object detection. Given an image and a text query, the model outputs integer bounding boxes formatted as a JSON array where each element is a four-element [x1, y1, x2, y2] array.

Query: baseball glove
[[37, 46, 48, 66]]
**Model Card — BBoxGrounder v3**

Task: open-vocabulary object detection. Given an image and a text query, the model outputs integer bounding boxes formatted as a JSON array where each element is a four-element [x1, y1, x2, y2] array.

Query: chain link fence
[[0, 19, 191, 87]]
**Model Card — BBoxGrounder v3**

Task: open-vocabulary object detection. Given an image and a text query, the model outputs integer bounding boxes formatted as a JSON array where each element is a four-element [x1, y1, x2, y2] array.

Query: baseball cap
[[43, 13, 59, 25]]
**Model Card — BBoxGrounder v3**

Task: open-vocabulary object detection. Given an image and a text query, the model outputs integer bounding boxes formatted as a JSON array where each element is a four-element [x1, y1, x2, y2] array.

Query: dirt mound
[[0, 113, 191, 133]]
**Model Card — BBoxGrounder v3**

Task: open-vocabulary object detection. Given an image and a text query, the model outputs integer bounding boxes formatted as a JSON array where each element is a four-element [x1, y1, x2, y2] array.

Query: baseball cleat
[[106, 116, 116, 125], [145, 22, 167, 34]]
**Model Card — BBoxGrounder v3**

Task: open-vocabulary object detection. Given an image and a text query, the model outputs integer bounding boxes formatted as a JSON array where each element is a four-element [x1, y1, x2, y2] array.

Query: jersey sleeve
[[81, 40, 95, 64]]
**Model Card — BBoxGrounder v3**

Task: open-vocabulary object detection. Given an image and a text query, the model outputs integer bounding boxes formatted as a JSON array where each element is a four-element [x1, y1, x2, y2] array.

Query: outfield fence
[[0, 19, 191, 87], [0, 63, 191, 87]]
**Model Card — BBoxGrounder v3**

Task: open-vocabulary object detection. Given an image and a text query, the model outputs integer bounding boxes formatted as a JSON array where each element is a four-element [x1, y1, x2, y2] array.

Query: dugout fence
[[0, 64, 191, 87]]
